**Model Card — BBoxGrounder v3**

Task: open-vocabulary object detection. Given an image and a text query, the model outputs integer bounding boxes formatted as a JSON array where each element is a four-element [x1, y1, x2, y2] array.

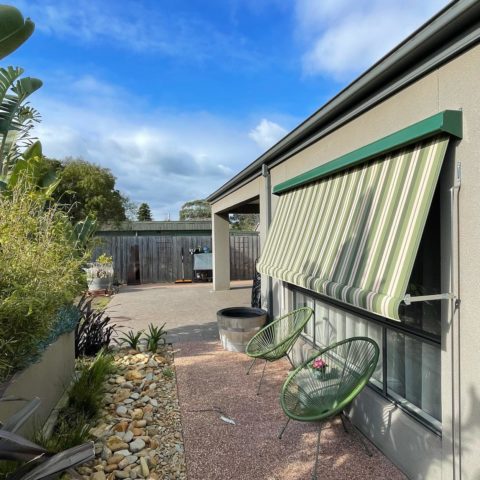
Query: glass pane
[[400, 185, 441, 336], [387, 330, 441, 422], [313, 300, 383, 383]]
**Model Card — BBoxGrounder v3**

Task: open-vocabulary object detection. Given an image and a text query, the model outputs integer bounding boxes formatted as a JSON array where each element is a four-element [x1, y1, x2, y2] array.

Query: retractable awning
[[258, 111, 462, 320]]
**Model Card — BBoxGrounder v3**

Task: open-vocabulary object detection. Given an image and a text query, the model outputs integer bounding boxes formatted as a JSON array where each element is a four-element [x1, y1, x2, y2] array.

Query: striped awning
[[257, 135, 450, 320]]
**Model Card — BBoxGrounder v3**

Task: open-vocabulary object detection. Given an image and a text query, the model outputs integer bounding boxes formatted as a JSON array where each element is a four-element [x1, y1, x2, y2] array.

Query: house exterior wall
[[210, 44, 480, 478]]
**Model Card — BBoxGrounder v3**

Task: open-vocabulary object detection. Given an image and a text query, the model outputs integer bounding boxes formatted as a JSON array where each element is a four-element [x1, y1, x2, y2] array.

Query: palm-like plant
[[0, 68, 43, 177]]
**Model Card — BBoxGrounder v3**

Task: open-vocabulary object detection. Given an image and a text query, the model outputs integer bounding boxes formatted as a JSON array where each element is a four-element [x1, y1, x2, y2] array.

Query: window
[[291, 286, 441, 430]]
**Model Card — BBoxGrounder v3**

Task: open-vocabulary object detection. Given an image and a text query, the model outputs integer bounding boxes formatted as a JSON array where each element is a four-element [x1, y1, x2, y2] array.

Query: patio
[[106, 283, 406, 479]]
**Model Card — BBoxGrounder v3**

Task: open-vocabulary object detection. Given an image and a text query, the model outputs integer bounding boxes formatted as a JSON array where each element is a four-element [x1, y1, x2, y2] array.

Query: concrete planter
[[0, 331, 75, 436]]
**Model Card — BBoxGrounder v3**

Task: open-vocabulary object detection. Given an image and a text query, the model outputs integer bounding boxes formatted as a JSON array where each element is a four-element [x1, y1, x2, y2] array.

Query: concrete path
[[106, 281, 252, 344]]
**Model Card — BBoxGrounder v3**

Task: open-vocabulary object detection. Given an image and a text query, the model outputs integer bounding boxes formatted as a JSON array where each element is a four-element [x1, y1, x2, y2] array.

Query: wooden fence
[[95, 232, 259, 284]]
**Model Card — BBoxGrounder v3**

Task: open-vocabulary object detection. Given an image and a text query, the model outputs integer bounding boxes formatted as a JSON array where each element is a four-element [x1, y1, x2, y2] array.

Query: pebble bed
[[76, 349, 187, 480]]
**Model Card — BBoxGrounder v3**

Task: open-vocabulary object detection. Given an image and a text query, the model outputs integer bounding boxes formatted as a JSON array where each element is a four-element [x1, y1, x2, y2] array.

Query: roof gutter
[[208, 0, 480, 203]]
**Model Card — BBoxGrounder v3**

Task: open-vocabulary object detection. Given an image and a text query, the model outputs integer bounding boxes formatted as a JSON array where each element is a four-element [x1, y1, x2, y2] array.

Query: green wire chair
[[278, 337, 379, 480], [245, 306, 314, 394]]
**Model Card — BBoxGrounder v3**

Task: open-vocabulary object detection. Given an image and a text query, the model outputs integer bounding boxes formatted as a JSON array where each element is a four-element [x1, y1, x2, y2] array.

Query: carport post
[[212, 212, 230, 291]]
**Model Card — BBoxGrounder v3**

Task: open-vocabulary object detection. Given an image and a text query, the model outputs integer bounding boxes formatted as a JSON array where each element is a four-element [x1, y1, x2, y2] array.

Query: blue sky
[[7, 0, 449, 219]]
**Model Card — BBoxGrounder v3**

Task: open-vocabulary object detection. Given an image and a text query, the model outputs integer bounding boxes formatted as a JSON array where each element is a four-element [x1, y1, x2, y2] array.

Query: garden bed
[[76, 348, 186, 480]]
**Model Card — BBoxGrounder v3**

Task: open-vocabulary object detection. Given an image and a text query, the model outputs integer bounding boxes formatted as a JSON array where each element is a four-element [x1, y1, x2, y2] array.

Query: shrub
[[75, 295, 116, 357], [0, 181, 87, 381], [67, 350, 115, 418]]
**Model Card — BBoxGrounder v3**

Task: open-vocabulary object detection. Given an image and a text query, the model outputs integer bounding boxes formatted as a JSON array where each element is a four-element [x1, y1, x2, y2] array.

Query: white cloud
[[295, 0, 450, 79], [14, 0, 263, 69], [248, 118, 287, 151], [31, 74, 271, 220]]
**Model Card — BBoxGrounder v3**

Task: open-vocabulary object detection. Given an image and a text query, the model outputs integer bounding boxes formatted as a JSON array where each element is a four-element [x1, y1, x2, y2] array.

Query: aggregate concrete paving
[[106, 281, 252, 344]]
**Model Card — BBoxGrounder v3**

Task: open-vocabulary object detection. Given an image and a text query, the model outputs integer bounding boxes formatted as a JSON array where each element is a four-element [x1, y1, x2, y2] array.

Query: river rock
[[131, 408, 143, 420], [129, 438, 145, 453], [107, 455, 125, 465], [106, 437, 129, 452], [91, 472, 106, 480], [116, 405, 127, 416], [125, 370, 143, 381], [113, 421, 129, 433], [114, 450, 131, 457], [113, 471, 129, 479], [118, 455, 138, 469]]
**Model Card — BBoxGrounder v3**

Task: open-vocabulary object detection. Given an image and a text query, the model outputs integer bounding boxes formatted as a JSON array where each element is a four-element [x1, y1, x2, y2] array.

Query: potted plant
[[85, 253, 114, 291], [310, 356, 338, 381]]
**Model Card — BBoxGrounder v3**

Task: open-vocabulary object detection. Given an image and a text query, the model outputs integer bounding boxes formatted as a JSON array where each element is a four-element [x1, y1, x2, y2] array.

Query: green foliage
[[0, 141, 58, 197], [117, 329, 144, 349], [34, 351, 114, 454], [229, 213, 259, 231], [47, 157, 128, 224], [0, 179, 87, 381], [34, 414, 91, 453], [163, 367, 174, 379], [145, 323, 167, 352], [67, 350, 115, 418], [75, 296, 116, 357], [70, 216, 98, 250], [97, 253, 113, 265], [137, 202, 153, 221], [0, 67, 42, 177], [0, 460, 20, 480], [179, 199, 211, 220], [0, 5, 34, 60]]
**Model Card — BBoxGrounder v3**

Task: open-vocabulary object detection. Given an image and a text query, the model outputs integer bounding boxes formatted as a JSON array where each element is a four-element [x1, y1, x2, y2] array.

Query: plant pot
[[89, 277, 111, 291], [312, 368, 339, 381]]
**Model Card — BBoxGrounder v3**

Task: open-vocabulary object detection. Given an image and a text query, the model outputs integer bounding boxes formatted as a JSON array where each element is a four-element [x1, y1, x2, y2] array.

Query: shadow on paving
[[167, 321, 219, 343]]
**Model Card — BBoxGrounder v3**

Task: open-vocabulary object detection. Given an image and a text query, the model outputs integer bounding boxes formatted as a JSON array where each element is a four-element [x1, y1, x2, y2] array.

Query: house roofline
[[208, 0, 480, 203]]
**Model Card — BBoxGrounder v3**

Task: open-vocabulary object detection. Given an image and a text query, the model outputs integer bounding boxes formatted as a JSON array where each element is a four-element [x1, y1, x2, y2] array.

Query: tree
[[179, 199, 211, 220], [229, 213, 259, 231], [48, 157, 128, 224], [137, 202, 153, 221]]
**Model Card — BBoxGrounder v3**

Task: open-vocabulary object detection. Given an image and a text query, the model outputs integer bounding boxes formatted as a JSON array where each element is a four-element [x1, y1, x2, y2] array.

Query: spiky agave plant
[[116, 329, 144, 350], [144, 323, 167, 353]]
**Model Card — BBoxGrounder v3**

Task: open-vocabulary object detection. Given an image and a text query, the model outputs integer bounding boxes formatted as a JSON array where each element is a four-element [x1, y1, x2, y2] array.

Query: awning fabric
[[257, 135, 449, 321]]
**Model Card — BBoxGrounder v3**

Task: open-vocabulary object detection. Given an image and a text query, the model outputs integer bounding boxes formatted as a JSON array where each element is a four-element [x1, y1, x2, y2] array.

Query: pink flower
[[312, 357, 327, 370]]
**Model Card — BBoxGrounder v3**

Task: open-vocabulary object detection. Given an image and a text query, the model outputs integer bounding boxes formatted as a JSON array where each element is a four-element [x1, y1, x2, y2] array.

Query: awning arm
[[403, 293, 456, 305]]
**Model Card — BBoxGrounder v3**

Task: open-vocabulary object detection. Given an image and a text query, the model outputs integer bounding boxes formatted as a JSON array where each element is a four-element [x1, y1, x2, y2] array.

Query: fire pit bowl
[[216, 307, 268, 352]]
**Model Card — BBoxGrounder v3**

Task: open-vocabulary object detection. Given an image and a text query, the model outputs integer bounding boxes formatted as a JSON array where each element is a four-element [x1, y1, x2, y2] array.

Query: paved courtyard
[[106, 280, 252, 343]]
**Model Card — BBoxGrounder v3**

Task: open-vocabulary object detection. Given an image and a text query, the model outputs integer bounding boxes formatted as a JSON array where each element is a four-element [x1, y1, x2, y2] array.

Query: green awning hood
[[273, 110, 462, 195]]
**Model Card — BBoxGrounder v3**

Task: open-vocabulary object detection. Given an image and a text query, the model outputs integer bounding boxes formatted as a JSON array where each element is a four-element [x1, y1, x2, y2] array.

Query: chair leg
[[256, 360, 267, 395], [340, 412, 349, 433], [311, 423, 322, 480], [285, 352, 295, 369], [246, 358, 257, 375], [278, 417, 291, 439], [341, 413, 373, 457]]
